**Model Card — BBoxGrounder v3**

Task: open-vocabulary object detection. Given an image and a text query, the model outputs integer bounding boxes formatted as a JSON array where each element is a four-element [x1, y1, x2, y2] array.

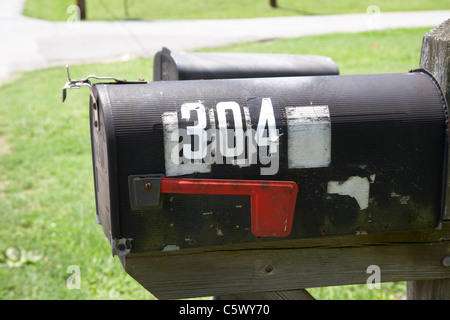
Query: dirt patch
[[0, 181, 9, 197], [0, 135, 11, 157], [0, 136, 11, 196]]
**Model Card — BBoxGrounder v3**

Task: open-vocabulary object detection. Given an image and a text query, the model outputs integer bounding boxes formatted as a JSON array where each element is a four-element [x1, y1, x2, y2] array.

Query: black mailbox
[[153, 47, 339, 81], [76, 69, 448, 257]]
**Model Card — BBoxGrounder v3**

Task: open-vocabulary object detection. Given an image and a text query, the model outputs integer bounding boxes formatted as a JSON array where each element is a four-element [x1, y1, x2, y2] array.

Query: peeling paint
[[162, 245, 180, 251], [390, 192, 410, 204], [400, 196, 410, 205], [327, 176, 373, 210], [162, 110, 212, 177]]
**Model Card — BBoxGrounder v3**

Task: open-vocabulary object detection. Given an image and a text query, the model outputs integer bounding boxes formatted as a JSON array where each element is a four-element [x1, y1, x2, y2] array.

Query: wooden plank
[[121, 222, 450, 299]]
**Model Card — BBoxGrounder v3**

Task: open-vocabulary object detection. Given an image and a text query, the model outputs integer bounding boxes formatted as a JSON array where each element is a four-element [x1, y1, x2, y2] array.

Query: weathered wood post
[[270, 0, 277, 8], [77, 0, 86, 20], [407, 18, 450, 300], [419, 19, 450, 105]]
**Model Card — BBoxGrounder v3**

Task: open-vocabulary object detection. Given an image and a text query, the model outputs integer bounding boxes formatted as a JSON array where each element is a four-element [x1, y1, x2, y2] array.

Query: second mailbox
[[153, 47, 340, 81], [89, 70, 448, 256]]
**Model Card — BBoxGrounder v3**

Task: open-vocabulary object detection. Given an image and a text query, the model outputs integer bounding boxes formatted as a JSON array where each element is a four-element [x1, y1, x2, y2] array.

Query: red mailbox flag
[[160, 178, 298, 237]]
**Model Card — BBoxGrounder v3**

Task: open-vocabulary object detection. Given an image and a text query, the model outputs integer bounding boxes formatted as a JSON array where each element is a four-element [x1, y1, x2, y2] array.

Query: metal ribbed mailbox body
[[90, 71, 448, 255]]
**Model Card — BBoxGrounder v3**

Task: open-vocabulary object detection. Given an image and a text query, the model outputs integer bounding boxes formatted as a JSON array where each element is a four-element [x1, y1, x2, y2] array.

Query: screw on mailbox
[[442, 256, 450, 267]]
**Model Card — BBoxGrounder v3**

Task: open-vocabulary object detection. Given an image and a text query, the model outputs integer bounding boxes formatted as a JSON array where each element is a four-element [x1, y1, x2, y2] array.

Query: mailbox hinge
[[61, 65, 147, 131]]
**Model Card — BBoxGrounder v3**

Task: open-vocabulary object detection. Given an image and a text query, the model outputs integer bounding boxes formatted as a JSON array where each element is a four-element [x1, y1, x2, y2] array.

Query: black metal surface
[[90, 70, 448, 254], [153, 47, 339, 81]]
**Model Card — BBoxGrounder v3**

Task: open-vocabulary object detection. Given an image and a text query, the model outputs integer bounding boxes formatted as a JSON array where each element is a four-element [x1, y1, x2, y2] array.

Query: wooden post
[[270, 0, 277, 8], [407, 18, 450, 300], [420, 19, 450, 108], [215, 289, 315, 300], [77, 0, 86, 20], [407, 279, 450, 300]]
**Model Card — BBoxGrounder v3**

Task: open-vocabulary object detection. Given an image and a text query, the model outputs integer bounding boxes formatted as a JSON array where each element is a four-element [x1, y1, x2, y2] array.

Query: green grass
[[0, 27, 432, 299], [23, 0, 450, 21], [198, 27, 430, 75], [0, 60, 155, 299]]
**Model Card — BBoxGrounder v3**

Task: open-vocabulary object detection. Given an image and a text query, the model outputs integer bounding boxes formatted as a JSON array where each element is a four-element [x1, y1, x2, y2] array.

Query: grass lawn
[[198, 28, 428, 75], [24, 0, 450, 21], [0, 26, 433, 299], [0, 60, 155, 299]]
